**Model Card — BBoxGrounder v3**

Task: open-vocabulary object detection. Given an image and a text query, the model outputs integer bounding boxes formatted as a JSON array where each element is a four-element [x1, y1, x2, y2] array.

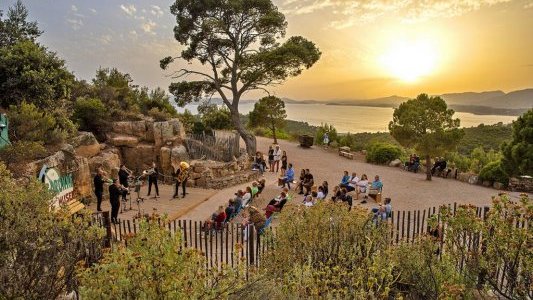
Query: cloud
[[525, 2, 533, 8], [120, 4, 137, 16], [280, 0, 512, 27], [90, 8, 97, 14], [150, 5, 164, 17], [66, 18, 83, 30], [141, 20, 157, 34], [71, 5, 78, 12], [99, 34, 113, 45]]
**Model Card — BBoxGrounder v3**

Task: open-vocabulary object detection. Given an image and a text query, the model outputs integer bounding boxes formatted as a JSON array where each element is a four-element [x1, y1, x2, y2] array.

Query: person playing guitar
[[173, 161, 190, 199]]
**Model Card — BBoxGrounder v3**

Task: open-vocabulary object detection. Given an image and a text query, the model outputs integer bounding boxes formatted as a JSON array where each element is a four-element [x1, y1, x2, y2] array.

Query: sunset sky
[[2, 0, 533, 100]]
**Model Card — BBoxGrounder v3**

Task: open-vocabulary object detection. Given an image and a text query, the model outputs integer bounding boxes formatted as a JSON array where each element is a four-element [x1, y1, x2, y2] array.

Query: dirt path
[[182, 137, 527, 220]]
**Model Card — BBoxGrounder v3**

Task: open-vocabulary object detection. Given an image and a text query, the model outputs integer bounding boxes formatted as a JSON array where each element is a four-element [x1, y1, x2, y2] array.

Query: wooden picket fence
[[94, 202, 530, 298]]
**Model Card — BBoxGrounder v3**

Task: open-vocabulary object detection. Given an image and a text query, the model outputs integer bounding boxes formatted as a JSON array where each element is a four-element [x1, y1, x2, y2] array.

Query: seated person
[[368, 175, 383, 199], [303, 194, 314, 207], [356, 174, 369, 199], [252, 152, 266, 174], [257, 178, 266, 194], [251, 182, 259, 198], [265, 192, 288, 218], [280, 163, 295, 189], [346, 172, 359, 192], [431, 157, 442, 175], [384, 197, 392, 218], [242, 186, 253, 207], [317, 186, 326, 200], [225, 199, 236, 221], [233, 190, 244, 212], [339, 171, 351, 188], [299, 169, 314, 195], [295, 169, 306, 192], [322, 181, 329, 197], [339, 188, 353, 210], [204, 206, 227, 231], [371, 204, 387, 224], [331, 185, 341, 202], [242, 206, 267, 230]]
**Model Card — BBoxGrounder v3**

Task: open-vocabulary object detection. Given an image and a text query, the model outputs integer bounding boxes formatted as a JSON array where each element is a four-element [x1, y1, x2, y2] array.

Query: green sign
[[40, 167, 75, 208], [0, 114, 9, 149]]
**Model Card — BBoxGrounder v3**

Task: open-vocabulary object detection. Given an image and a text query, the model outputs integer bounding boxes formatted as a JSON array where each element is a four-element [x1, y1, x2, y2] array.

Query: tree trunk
[[426, 154, 432, 181], [272, 124, 277, 144], [229, 106, 256, 155]]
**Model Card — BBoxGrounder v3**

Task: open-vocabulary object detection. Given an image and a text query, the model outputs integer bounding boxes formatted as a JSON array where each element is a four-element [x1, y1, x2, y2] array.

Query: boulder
[[109, 135, 139, 147], [170, 145, 188, 165], [89, 151, 121, 177], [468, 175, 479, 185], [122, 144, 155, 172], [70, 132, 100, 158], [153, 119, 185, 148], [482, 180, 492, 187], [389, 159, 402, 167], [493, 182, 504, 190], [73, 156, 92, 200]]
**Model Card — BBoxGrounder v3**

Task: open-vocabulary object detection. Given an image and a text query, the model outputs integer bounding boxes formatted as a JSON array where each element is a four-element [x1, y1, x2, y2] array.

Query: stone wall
[[187, 155, 259, 189], [509, 176, 533, 193]]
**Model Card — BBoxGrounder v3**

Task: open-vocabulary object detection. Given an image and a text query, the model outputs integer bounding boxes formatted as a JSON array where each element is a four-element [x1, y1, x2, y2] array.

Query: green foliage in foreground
[[78, 218, 245, 299], [366, 142, 403, 164], [0, 162, 104, 299], [502, 109, 533, 176]]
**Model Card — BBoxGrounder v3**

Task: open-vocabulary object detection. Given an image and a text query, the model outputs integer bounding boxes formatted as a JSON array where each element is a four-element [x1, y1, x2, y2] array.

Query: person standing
[[281, 151, 288, 175], [118, 165, 132, 201], [147, 162, 159, 198], [323, 132, 330, 147], [173, 161, 190, 199], [267, 146, 274, 172], [109, 179, 122, 224], [93, 168, 106, 212], [273, 145, 282, 173]]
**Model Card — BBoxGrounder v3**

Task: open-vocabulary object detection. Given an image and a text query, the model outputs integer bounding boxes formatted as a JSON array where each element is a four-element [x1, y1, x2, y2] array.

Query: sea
[[177, 103, 518, 133]]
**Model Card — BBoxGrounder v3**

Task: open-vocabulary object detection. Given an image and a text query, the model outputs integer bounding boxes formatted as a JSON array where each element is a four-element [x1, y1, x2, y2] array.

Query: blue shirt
[[371, 180, 383, 190], [341, 175, 350, 185], [286, 168, 295, 181]]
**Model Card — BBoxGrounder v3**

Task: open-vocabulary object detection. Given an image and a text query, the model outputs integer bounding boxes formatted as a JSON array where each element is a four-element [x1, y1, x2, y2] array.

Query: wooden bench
[[339, 151, 355, 160], [66, 199, 85, 215]]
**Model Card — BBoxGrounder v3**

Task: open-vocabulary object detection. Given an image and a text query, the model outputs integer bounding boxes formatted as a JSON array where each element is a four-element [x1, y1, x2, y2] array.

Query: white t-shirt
[[357, 180, 369, 193], [304, 201, 313, 207], [317, 191, 325, 200], [273, 148, 282, 161], [348, 176, 360, 188], [242, 193, 252, 206]]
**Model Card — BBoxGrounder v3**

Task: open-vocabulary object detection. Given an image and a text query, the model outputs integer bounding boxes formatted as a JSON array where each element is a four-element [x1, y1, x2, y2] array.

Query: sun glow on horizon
[[379, 39, 439, 82]]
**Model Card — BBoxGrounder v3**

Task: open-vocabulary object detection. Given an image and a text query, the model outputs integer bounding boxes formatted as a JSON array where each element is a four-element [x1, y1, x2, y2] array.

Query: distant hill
[[439, 91, 506, 106], [481, 89, 533, 108]]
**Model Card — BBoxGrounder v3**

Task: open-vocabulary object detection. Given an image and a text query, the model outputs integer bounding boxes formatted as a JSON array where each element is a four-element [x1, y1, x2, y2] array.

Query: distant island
[[192, 88, 532, 116]]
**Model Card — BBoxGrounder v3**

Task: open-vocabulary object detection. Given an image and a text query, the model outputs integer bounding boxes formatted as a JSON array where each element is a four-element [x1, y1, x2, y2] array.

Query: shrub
[[366, 142, 403, 164], [73, 97, 109, 139], [8, 101, 76, 145], [78, 218, 244, 299], [0, 141, 47, 176], [315, 123, 337, 145], [479, 160, 509, 185], [0, 162, 104, 299], [147, 107, 172, 121], [257, 202, 396, 298]]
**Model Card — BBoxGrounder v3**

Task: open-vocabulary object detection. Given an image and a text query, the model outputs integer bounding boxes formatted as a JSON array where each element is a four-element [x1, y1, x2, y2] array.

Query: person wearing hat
[[173, 161, 190, 199]]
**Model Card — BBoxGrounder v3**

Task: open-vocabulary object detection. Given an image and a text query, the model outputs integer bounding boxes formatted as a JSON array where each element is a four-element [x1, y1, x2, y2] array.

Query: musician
[[147, 161, 159, 197], [118, 164, 132, 201], [173, 161, 190, 199], [109, 179, 122, 224], [93, 168, 106, 211]]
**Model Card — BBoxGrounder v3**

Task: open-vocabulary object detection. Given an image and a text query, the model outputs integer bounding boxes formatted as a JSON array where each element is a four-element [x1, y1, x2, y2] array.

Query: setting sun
[[380, 40, 438, 82]]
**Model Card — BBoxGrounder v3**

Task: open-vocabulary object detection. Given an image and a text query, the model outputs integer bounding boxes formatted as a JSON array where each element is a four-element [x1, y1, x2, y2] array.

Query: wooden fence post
[[102, 211, 112, 247], [248, 225, 255, 266]]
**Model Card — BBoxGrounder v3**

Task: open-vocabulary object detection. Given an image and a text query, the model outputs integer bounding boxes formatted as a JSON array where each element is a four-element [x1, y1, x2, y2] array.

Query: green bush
[[315, 123, 337, 145], [73, 97, 109, 138], [147, 107, 172, 121], [479, 160, 509, 185], [0, 141, 47, 176], [8, 101, 76, 145], [366, 142, 403, 164]]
